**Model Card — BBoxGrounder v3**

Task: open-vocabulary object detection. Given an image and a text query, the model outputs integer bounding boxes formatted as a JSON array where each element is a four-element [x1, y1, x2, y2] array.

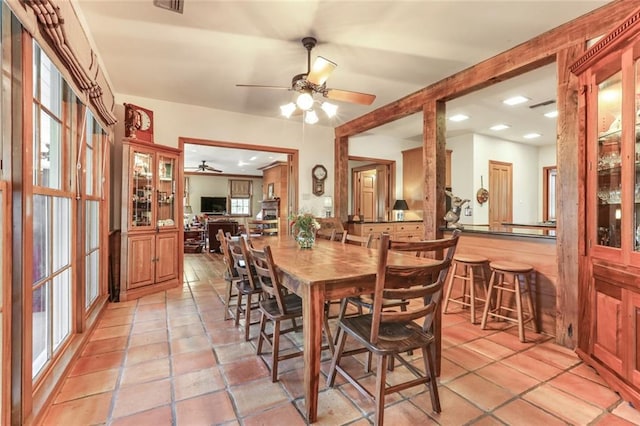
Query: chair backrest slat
[[369, 231, 460, 344], [217, 228, 238, 280], [341, 232, 372, 248], [249, 244, 291, 315], [315, 228, 337, 241]]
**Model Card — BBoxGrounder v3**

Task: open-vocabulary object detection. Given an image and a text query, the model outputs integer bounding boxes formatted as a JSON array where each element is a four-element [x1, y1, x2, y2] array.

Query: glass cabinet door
[[596, 71, 622, 248], [157, 153, 176, 227], [131, 151, 153, 228]]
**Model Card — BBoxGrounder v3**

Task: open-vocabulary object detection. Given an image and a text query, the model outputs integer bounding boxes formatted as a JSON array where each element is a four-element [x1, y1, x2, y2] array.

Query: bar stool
[[480, 261, 538, 342], [443, 254, 490, 324]]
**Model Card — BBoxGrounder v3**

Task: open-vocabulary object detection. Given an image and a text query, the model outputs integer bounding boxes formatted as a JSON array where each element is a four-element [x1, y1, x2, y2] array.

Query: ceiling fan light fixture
[[296, 91, 314, 111], [280, 102, 296, 118], [305, 110, 319, 124], [321, 101, 338, 118]]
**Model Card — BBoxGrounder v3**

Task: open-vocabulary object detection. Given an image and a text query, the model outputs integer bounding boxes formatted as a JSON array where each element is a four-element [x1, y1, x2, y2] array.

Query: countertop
[[442, 225, 556, 239]]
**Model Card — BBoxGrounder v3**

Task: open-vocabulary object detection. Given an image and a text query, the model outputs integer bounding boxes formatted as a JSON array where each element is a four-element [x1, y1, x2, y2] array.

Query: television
[[201, 196, 227, 214]]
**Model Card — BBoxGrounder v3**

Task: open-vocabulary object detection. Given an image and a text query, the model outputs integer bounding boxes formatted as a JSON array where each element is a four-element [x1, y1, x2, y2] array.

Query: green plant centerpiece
[[290, 212, 320, 249]]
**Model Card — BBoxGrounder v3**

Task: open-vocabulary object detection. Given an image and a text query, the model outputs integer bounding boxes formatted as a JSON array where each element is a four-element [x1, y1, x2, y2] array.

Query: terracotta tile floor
[[40, 253, 640, 425]]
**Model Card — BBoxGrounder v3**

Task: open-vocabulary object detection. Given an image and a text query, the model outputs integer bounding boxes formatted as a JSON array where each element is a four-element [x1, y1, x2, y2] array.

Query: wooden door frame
[[179, 136, 299, 232], [348, 156, 395, 219], [488, 160, 513, 227], [543, 165, 557, 222]]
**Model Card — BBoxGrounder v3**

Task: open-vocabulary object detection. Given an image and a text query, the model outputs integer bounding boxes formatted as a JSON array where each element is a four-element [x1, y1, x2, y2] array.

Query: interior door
[[356, 169, 377, 221], [489, 160, 513, 227]]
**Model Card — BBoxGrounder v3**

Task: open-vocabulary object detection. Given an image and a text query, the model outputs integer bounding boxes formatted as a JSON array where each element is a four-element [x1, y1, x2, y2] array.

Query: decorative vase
[[297, 230, 315, 249]]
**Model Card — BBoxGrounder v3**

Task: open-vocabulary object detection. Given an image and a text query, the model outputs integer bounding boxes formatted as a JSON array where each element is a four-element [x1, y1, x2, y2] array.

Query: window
[[229, 179, 252, 216], [31, 43, 76, 378], [230, 197, 250, 215], [84, 114, 105, 309]]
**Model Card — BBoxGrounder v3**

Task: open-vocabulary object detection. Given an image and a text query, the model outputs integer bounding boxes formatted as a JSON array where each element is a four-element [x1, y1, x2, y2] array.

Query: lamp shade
[[184, 205, 193, 214], [392, 199, 409, 210], [323, 196, 333, 208]]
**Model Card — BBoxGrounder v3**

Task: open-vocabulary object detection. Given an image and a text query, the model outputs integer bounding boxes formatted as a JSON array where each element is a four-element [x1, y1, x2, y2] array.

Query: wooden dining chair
[[249, 243, 304, 382], [341, 232, 372, 248], [217, 229, 239, 320], [260, 218, 280, 236], [327, 232, 459, 425], [229, 237, 263, 341], [315, 228, 338, 241]]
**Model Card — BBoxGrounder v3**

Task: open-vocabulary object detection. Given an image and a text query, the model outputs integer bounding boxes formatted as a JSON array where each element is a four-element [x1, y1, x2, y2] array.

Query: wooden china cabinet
[[571, 7, 640, 408], [120, 139, 182, 301]]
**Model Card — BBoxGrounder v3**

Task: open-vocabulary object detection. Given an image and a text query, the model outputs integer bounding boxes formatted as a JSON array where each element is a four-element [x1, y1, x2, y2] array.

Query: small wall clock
[[312, 164, 327, 196], [124, 103, 154, 143]]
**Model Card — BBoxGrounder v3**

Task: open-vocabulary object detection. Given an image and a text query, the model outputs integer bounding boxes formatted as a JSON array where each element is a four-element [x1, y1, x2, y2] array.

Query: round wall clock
[[312, 164, 327, 196]]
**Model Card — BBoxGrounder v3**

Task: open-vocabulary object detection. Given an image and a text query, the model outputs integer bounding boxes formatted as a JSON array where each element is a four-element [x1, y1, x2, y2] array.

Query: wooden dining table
[[254, 235, 441, 423]]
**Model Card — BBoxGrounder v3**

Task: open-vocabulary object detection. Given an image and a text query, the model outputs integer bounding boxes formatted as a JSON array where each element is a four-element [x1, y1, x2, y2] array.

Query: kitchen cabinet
[[570, 6, 640, 408], [120, 139, 181, 301]]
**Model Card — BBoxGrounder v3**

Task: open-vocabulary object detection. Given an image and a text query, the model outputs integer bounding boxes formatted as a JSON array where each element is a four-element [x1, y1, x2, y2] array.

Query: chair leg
[[224, 280, 234, 320], [322, 310, 335, 355], [442, 262, 458, 314], [374, 354, 387, 426], [256, 312, 267, 355], [422, 344, 441, 413], [469, 266, 477, 324], [271, 319, 281, 382], [524, 272, 539, 333], [244, 293, 252, 341], [235, 292, 244, 327], [327, 327, 347, 387], [514, 274, 525, 342], [480, 270, 496, 329]]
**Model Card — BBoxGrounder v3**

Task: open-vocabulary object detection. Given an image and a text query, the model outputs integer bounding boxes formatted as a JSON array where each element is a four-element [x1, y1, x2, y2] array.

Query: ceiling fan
[[186, 160, 222, 173], [236, 37, 376, 113]]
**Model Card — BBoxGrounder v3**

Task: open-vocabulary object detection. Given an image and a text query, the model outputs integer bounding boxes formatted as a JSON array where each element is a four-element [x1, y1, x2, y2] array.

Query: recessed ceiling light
[[490, 124, 510, 131], [523, 132, 541, 139], [503, 96, 530, 106], [249, 156, 257, 161], [449, 114, 469, 122], [544, 110, 558, 118]]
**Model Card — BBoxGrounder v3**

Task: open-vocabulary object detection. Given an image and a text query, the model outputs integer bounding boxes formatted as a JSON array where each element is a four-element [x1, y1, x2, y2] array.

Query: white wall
[[447, 133, 550, 226], [111, 95, 335, 228], [447, 134, 475, 225], [187, 174, 263, 217], [349, 134, 421, 200]]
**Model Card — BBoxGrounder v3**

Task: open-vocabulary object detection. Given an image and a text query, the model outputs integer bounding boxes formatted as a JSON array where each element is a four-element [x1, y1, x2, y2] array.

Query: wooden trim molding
[[16, 0, 117, 125], [570, 6, 640, 75]]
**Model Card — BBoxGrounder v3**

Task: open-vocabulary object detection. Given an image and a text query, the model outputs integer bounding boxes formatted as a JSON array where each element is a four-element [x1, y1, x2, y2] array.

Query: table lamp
[[392, 199, 409, 221], [323, 196, 333, 217], [184, 205, 193, 228]]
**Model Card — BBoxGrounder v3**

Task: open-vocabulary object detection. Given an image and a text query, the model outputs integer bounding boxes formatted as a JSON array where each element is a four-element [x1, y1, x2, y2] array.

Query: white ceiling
[[75, 0, 609, 173]]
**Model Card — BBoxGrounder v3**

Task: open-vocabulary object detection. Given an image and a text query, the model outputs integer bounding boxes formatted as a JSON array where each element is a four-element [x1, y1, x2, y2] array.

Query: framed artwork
[[267, 183, 275, 199]]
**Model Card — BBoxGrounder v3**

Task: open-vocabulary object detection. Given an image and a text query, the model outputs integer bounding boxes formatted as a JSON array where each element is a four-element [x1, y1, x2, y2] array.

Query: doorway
[[349, 157, 393, 221], [179, 137, 299, 250], [489, 160, 513, 227]]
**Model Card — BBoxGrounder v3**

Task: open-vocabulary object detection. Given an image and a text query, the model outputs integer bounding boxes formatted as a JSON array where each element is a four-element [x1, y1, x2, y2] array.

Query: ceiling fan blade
[[205, 166, 223, 173], [325, 88, 376, 105], [236, 84, 290, 90], [306, 56, 336, 86]]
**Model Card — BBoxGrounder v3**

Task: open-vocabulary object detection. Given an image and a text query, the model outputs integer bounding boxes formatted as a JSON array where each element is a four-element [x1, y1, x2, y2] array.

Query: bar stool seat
[[443, 254, 490, 324], [480, 260, 538, 342]]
